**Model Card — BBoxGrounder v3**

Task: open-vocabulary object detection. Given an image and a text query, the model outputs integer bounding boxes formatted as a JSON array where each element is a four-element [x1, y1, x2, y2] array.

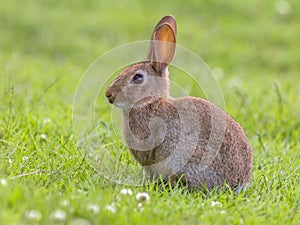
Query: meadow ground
[[0, 0, 299, 224]]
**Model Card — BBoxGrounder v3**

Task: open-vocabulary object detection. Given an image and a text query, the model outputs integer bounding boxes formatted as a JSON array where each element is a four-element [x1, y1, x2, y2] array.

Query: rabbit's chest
[[122, 100, 181, 166]]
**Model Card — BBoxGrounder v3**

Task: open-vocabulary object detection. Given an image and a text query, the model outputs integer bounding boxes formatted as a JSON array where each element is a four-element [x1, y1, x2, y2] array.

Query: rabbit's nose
[[105, 92, 115, 104]]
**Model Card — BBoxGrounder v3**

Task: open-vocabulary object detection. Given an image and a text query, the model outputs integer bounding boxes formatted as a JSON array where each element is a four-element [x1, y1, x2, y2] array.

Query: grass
[[0, 0, 300, 224]]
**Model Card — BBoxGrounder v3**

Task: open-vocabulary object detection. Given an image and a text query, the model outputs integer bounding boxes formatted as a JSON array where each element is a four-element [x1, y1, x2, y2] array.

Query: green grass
[[1, 0, 300, 224]]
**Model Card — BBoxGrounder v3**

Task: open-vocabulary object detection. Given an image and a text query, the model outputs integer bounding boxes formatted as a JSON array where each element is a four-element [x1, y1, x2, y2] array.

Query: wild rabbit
[[105, 15, 253, 190]]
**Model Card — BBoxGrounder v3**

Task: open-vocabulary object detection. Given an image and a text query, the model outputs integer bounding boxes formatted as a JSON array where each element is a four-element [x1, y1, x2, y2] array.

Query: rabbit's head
[[106, 16, 177, 110]]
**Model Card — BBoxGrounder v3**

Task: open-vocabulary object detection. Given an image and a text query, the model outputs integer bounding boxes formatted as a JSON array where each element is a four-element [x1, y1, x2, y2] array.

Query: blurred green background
[[1, 0, 299, 84], [0, 0, 299, 224], [1, 0, 299, 137]]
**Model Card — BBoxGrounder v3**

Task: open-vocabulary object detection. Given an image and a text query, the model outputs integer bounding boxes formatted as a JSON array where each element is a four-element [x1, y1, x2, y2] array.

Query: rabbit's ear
[[147, 16, 177, 74], [152, 15, 177, 36]]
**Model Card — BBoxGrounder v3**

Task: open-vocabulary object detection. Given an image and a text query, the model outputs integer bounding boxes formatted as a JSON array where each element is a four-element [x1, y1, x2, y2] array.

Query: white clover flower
[[60, 199, 70, 207], [105, 203, 117, 213], [136, 192, 150, 203], [0, 179, 7, 186], [40, 134, 47, 140], [87, 204, 100, 215], [137, 202, 144, 211], [8, 159, 13, 164], [211, 201, 222, 207], [120, 188, 133, 196], [51, 209, 67, 222], [77, 189, 87, 195], [43, 118, 51, 125], [25, 209, 42, 221], [22, 156, 29, 162]]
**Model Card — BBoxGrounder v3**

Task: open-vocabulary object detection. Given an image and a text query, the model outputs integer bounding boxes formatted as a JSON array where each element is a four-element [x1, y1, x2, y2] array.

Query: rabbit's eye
[[133, 73, 144, 84]]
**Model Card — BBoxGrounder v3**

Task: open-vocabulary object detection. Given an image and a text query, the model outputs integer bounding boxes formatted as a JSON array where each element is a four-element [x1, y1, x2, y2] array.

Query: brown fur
[[105, 15, 253, 190]]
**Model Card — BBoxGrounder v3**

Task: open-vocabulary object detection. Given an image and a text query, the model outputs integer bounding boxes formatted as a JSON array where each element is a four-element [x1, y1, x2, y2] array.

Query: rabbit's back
[[178, 97, 253, 189], [123, 96, 253, 189]]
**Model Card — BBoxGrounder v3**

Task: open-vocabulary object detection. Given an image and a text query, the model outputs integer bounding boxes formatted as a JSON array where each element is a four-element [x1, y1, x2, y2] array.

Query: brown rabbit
[[105, 15, 253, 190]]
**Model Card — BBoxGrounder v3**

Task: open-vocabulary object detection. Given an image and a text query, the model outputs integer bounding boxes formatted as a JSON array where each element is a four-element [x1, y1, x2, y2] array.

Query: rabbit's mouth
[[106, 92, 131, 109], [114, 102, 132, 110], [110, 95, 161, 111]]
